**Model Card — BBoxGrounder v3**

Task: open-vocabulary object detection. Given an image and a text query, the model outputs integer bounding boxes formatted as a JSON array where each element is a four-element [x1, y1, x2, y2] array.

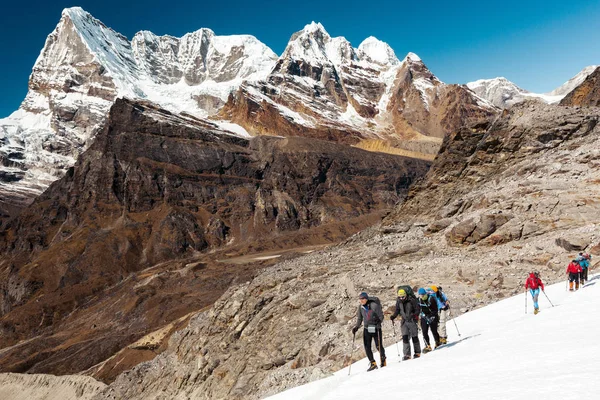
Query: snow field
[[267, 275, 600, 400]]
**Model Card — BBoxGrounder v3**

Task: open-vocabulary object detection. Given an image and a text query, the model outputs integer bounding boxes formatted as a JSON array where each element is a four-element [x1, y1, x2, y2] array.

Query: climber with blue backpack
[[417, 287, 440, 352], [578, 253, 591, 284]]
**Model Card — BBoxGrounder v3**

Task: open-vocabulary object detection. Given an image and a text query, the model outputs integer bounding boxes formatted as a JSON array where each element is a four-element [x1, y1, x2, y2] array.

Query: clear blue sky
[[2, 0, 600, 118]]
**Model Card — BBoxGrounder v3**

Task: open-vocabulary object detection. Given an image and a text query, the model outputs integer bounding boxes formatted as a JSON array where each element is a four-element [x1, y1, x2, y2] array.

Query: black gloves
[[352, 326, 359, 334], [390, 315, 396, 322]]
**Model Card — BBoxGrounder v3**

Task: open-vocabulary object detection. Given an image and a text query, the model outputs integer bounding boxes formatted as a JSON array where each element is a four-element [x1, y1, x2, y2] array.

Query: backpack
[[365, 297, 383, 323], [397, 285, 420, 317]]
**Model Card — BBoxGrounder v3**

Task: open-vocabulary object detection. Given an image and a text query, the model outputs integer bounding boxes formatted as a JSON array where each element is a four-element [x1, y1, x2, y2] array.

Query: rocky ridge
[[560, 67, 600, 107], [85, 100, 600, 399], [220, 22, 497, 152], [0, 98, 429, 379]]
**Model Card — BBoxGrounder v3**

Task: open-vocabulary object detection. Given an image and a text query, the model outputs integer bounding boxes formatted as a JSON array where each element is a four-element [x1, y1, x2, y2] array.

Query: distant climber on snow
[[524, 272, 545, 314], [567, 259, 582, 291], [351, 292, 386, 371], [390, 287, 421, 360], [578, 253, 591, 285]]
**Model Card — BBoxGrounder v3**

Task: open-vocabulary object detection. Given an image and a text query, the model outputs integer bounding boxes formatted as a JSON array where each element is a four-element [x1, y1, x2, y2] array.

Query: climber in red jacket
[[566, 259, 582, 291], [524, 272, 545, 314]]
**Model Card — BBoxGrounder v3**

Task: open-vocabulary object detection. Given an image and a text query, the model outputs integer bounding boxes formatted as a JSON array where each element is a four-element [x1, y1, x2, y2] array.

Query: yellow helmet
[[398, 289, 407, 296], [431, 285, 438, 292]]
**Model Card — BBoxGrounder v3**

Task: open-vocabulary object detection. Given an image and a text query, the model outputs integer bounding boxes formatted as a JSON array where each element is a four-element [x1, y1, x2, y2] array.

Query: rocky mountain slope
[[0, 373, 105, 400], [220, 22, 496, 153], [0, 10, 497, 220], [467, 65, 599, 109], [0, 98, 429, 380], [79, 100, 600, 399], [0, 7, 277, 218], [560, 66, 600, 107]]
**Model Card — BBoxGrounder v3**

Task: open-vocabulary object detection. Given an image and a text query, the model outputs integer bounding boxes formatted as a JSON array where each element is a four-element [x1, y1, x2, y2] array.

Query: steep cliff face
[[560, 67, 600, 107], [91, 101, 600, 400], [0, 7, 277, 216], [0, 98, 429, 378]]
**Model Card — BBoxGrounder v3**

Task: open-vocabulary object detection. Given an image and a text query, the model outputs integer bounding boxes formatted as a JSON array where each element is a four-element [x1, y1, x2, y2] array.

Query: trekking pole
[[347, 332, 356, 376], [524, 290, 527, 314], [392, 321, 401, 357], [542, 290, 555, 307], [449, 309, 461, 337]]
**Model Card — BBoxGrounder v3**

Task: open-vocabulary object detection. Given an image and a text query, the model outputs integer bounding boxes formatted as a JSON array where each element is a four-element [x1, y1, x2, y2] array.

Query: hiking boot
[[435, 341, 442, 348], [413, 353, 421, 359], [534, 308, 539, 315], [380, 358, 387, 367], [440, 337, 447, 344], [402, 355, 411, 361], [423, 345, 432, 354], [569, 282, 574, 291], [367, 361, 378, 372]]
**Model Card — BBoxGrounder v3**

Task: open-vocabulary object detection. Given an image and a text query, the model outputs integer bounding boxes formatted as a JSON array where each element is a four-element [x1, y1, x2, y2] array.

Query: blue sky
[[2, 0, 600, 117]]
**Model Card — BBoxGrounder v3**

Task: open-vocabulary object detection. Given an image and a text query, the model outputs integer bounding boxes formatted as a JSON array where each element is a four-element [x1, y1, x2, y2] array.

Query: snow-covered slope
[[468, 65, 599, 109], [268, 276, 600, 399], [0, 7, 277, 211]]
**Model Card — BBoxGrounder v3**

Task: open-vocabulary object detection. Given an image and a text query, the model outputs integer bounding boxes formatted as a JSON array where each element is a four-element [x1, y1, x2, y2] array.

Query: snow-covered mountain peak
[[357, 36, 399, 66], [282, 22, 337, 64], [300, 21, 329, 36], [468, 77, 526, 91], [402, 52, 422, 63]]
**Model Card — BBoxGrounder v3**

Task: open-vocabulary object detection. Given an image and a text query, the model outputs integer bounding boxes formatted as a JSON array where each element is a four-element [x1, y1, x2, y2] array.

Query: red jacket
[[525, 274, 544, 290], [567, 262, 582, 274]]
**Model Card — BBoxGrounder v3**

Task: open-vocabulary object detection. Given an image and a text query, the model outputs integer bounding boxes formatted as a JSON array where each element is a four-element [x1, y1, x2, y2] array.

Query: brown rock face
[[560, 67, 600, 107], [0, 98, 429, 378]]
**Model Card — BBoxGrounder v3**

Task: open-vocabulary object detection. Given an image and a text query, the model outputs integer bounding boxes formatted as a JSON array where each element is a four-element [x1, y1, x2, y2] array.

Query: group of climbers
[[351, 285, 450, 371], [352, 254, 594, 372], [525, 253, 593, 316], [566, 252, 592, 291]]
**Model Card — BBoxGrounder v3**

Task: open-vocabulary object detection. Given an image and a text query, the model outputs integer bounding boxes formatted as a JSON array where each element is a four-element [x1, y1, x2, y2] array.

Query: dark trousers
[[363, 327, 385, 363], [581, 269, 588, 282], [420, 316, 440, 346], [569, 272, 580, 283]]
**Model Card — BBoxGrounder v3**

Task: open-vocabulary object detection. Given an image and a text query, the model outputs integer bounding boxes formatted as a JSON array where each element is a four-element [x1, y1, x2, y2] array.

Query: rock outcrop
[[560, 67, 600, 107], [0, 98, 429, 378]]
